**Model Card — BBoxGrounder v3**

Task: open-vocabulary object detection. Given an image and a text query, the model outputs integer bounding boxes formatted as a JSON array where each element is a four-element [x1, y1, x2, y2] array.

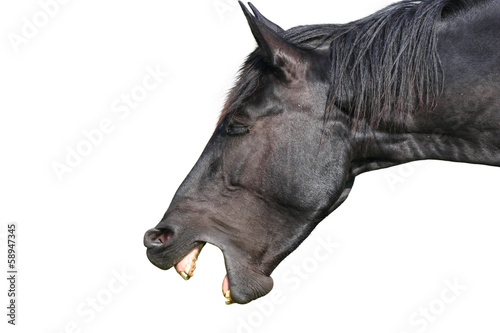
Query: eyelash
[[225, 118, 252, 136]]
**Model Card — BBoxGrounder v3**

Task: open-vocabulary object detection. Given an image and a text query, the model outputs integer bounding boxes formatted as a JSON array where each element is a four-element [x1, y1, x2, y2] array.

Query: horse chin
[[221, 250, 274, 304]]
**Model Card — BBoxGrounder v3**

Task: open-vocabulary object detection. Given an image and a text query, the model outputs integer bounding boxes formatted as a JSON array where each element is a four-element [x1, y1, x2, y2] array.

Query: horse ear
[[239, 2, 304, 82], [248, 3, 284, 34]]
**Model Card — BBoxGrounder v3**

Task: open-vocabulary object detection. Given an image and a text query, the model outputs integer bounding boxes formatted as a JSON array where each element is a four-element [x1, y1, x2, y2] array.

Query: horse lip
[[146, 234, 206, 271], [218, 245, 274, 304]]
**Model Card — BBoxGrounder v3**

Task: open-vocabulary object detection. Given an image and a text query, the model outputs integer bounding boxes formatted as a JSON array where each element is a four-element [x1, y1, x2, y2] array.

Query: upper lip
[[144, 227, 206, 270]]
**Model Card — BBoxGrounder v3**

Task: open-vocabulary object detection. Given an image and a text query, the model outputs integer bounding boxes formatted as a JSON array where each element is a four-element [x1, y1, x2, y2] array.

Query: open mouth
[[150, 230, 233, 304]]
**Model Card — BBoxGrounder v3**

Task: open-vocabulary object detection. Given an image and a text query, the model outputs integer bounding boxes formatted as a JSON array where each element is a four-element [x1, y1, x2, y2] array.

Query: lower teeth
[[225, 291, 233, 305]]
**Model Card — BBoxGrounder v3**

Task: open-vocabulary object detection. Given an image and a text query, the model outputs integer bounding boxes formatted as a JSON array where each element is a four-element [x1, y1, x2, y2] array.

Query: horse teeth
[[225, 291, 233, 305], [179, 260, 196, 280], [176, 244, 205, 281], [180, 271, 190, 281], [184, 263, 193, 276]]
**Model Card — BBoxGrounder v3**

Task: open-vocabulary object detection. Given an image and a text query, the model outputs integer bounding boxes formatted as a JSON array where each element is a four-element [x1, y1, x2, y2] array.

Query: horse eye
[[225, 115, 252, 136], [226, 122, 252, 136]]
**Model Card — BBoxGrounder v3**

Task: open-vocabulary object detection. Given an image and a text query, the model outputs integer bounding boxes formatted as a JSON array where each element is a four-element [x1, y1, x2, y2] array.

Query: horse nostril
[[144, 228, 173, 249]]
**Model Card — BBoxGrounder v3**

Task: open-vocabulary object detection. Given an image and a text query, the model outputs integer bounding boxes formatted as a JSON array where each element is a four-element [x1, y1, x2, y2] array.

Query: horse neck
[[352, 102, 500, 176], [351, 2, 500, 176]]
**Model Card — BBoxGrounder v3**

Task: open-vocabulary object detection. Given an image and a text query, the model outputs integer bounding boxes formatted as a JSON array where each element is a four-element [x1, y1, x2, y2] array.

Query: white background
[[1, 0, 499, 332]]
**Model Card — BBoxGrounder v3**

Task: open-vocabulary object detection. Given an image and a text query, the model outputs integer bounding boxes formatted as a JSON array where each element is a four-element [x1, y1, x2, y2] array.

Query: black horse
[[144, 0, 500, 304]]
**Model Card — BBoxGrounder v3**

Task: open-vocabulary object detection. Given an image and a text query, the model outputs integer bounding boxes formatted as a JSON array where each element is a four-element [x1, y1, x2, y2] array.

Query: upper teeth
[[179, 259, 196, 280], [177, 244, 204, 281]]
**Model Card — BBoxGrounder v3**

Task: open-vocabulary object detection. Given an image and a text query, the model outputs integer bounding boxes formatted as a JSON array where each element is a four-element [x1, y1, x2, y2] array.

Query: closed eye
[[225, 119, 252, 136]]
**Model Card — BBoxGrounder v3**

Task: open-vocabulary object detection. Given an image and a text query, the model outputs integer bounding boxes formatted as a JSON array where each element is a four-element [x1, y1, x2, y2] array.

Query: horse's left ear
[[239, 2, 305, 82], [247, 2, 284, 34]]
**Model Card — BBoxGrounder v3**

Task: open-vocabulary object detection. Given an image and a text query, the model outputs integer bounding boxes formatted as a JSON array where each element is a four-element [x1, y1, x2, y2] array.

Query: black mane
[[220, 0, 475, 130], [325, 0, 446, 131]]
